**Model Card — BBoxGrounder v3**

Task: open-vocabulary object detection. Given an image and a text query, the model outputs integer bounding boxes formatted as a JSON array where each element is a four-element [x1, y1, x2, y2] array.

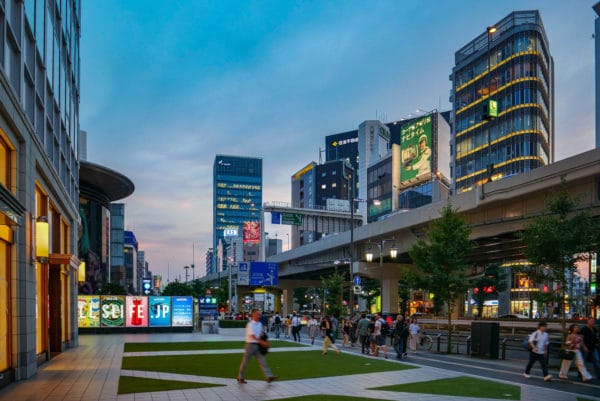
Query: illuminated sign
[[249, 262, 279, 286], [243, 221, 260, 243], [400, 115, 432, 186], [77, 295, 100, 327], [224, 228, 238, 237], [217, 159, 231, 166], [171, 296, 194, 327], [100, 296, 125, 327], [126, 296, 149, 327], [149, 296, 171, 326]]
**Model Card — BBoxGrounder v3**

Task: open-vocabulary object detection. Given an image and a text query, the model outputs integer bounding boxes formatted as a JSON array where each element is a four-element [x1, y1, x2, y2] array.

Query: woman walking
[[409, 317, 420, 353], [342, 318, 352, 347], [308, 314, 319, 345], [559, 324, 592, 382], [320, 315, 340, 355]]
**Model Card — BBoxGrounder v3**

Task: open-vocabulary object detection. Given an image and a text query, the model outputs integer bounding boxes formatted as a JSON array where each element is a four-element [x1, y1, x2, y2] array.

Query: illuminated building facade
[[450, 10, 554, 194], [212, 155, 262, 274]]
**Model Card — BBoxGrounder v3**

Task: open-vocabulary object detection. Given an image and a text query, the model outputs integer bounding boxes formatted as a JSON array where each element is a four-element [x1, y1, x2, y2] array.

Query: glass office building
[[212, 155, 262, 274], [450, 10, 554, 193]]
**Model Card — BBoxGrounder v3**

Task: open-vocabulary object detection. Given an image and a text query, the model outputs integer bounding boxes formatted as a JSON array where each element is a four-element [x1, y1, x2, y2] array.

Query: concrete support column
[[278, 283, 295, 316], [381, 275, 399, 314]]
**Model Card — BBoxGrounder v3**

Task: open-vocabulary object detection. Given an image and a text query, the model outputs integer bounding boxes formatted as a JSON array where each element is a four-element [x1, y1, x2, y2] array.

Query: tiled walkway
[[0, 332, 597, 401]]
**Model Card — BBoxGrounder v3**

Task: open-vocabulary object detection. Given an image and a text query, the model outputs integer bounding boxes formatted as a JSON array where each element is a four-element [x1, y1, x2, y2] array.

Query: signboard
[[238, 262, 250, 286], [271, 212, 281, 224], [149, 296, 171, 327], [326, 198, 350, 212], [368, 197, 391, 218], [199, 296, 218, 318], [400, 115, 432, 185], [100, 295, 125, 327], [243, 221, 260, 243], [483, 99, 498, 120], [171, 296, 194, 326], [282, 212, 302, 226], [126, 296, 149, 327], [77, 295, 100, 327], [142, 278, 152, 295], [249, 262, 278, 286], [224, 228, 238, 237]]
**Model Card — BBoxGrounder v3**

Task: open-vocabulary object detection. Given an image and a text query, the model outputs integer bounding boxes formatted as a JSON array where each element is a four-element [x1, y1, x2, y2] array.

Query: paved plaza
[[0, 331, 598, 401]]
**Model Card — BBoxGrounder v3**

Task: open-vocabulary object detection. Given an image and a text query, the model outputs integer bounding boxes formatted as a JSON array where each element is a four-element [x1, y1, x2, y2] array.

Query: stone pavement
[[0, 331, 598, 401]]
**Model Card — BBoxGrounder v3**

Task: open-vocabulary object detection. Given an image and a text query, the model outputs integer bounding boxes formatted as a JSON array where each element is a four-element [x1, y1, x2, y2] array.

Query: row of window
[[456, 157, 544, 192], [398, 182, 433, 210], [454, 31, 550, 88]]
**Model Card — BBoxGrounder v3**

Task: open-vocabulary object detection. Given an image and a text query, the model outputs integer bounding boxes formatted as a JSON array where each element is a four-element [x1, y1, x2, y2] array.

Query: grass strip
[[124, 340, 305, 352], [117, 375, 223, 394], [369, 376, 520, 400], [271, 396, 385, 401], [122, 350, 414, 381]]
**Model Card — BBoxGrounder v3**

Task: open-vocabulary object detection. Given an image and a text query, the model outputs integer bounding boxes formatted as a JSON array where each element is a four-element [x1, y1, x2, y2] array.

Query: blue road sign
[[353, 275, 362, 286], [249, 262, 278, 286]]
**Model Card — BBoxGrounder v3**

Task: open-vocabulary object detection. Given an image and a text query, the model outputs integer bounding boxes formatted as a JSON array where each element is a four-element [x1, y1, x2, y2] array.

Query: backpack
[[379, 319, 389, 336], [274, 315, 281, 324]]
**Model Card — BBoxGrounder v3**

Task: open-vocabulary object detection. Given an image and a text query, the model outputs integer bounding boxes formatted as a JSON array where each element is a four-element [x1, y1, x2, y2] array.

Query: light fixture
[[78, 261, 86, 282], [365, 247, 374, 263], [487, 26, 497, 34], [35, 216, 49, 263], [390, 244, 398, 259]]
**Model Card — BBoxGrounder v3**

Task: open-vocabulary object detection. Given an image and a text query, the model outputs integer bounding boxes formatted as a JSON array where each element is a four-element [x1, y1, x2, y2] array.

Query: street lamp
[[365, 239, 398, 314]]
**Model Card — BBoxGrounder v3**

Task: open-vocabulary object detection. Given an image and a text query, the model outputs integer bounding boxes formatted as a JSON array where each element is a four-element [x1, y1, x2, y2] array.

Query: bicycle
[[419, 332, 433, 350]]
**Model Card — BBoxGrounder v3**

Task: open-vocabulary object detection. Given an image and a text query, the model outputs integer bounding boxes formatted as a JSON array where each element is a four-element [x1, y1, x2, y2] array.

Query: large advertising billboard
[[77, 295, 100, 327], [126, 296, 149, 327], [400, 115, 432, 186], [100, 295, 126, 327], [171, 296, 194, 327], [249, 262, 278, 286], [149, 296, 172, 326], [242, 221, 260, 243]]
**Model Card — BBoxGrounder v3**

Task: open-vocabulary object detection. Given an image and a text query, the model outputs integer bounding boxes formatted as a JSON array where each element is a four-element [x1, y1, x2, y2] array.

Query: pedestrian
[[580, 318, 600, 379], [308, 314, 319, 345], [260, 312, 269, 333], [368, 316, 377, 355], [291, 312, 302, 342], [321, 315, 340, 355], [330, 315, 339, 341], [393, 314, 406, 359], [237, 309, 278, 384], [342, 318, 352, 347], [559, 324, 592, 382], [524, 321, 552, 382], [273, 312, 282, 339], [408, 317, 420, 353], [374, 313, 388, 358], [357, 313, 370, 354], [284, 315, 291, 338]]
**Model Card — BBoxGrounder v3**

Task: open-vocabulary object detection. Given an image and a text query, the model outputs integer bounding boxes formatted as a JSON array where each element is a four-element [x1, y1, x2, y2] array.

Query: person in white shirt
[[524, 321, 552, 381], [291, 312, 302, 342], [408, 317, 420, 353], [308, 314, 319, 345], [374, 313, 388, 358], [237, 309, 277, 384]]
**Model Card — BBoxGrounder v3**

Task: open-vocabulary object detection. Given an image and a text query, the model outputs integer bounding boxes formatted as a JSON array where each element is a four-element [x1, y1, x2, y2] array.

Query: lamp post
[[365, 239, 398, 314], [342, 161, 356, 316]]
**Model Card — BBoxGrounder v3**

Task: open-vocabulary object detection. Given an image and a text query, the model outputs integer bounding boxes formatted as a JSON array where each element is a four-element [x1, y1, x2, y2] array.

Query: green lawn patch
[[370, 376, 520, 400], [271, 396, 385, 401], [122, 350, 414, 381], [124, 340, 305, 352], [577, 398, 596, 401], [117, 375, 223, 394]]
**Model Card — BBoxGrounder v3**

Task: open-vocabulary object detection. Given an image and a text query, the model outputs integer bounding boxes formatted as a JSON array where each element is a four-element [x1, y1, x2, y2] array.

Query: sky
[[80, 0, 597, 283]]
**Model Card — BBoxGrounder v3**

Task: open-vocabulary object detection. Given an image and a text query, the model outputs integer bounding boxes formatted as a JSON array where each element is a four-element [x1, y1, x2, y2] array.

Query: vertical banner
[[77, 295, 100, 327], [100, 295, 125, 327], [126, 296, 148, 327], [149, 296, 172, 327], [400, 115, 432, 185], [171, 296, 193, 326]]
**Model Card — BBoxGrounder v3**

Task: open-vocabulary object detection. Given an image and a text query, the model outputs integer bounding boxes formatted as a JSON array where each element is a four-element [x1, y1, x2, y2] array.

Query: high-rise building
[[1, 1, 82, 387], [594, 3, 600, 148], [110, 203, 126, 286], [450, 10, 554, 194], [212, 155, 262, 275], [124, 231, 139, 293]]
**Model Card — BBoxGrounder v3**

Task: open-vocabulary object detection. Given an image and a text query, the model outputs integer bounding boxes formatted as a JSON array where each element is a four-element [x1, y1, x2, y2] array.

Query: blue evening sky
[[80, 1, 595, 281]]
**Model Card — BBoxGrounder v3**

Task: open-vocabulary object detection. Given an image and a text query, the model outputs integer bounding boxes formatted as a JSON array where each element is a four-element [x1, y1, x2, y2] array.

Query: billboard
[[126, 296, 149, 327], [77, 295, 100, 327], [171, 296, 194, 327], [100, 295, 126, 327], [242, 221, 260, 243], [400, 115, 432, 186], [149, 296, 171, 327], [249, 262, 279, 286]]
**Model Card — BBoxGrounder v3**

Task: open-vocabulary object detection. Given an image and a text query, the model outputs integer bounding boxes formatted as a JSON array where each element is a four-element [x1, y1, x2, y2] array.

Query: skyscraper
[[212, 155, 262, 275], [450, 10, 554, 194]]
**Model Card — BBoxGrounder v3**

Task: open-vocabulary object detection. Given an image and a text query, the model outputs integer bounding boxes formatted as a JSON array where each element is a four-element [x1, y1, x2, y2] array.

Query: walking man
[[291, 312, 302, 342], [237, 309, 278, 384], [374, 313, 388, 358], [580, 318, 600, 379], [524, 321, 552, 382], [357, 314, 370, 354]]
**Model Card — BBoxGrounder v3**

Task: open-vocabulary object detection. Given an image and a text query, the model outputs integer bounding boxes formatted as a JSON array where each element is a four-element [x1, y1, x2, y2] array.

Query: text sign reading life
[[249, 262, 279, 286]]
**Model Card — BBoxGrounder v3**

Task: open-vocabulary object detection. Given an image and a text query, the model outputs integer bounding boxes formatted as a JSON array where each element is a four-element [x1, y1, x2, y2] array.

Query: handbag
[[259, 332, 269, 355], [558, 349, 574, 360]]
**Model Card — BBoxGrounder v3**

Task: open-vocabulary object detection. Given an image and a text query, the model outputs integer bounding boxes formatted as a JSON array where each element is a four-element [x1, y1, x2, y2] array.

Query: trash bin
[[470, 321, 499, 359]]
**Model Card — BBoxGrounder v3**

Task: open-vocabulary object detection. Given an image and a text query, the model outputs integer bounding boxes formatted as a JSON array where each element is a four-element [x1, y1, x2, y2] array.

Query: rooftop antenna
[[319, 147, 324, 164]]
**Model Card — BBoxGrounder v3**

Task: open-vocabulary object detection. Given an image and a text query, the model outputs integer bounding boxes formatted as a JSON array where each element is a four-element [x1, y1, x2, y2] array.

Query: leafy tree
[[96, 282, 127, 295], [161, 281, 194, 296], [358, 277, 380, 313], [521, 178, 600, 336], [397, 278, 411, 316], [408, 203, 473, 353], [471, 263, 508, 318], [322, 268, 345, 318]]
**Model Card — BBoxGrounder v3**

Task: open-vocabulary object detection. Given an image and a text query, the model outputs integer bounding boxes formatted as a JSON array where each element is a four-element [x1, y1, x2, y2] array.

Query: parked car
[[498, 314, 529, 319]]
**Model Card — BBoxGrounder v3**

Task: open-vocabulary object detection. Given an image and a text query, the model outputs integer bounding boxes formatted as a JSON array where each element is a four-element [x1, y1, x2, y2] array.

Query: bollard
[[437, 334, 442, 352], [501, 338, 507, 360], [466, 335, 471, 355]]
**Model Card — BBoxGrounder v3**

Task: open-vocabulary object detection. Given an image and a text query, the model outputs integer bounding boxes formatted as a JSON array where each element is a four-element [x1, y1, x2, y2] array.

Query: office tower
[[594, 3, 600, 148], [450, 10, 554, 194], [213, 155, 262, 274]]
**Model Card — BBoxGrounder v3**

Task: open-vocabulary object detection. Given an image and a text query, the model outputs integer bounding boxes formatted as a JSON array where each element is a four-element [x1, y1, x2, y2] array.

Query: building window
[[331, 183, 337, 188], [321, 184, 326, 189]]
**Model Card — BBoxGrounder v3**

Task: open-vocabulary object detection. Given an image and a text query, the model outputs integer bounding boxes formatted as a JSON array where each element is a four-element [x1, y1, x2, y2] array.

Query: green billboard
[[400, 115, 432, 185]]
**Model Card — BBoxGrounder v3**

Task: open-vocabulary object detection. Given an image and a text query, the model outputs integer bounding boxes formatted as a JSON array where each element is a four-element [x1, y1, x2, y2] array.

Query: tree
[[397, 279, 411, 316], [161, 281, 195, 296], [358, 277, 380, 313], [408, 203, 473, 353], [521, 178, 600, 336], [471, 263, 508, 318], [96, 282, 127, 295], [322, 268, 345, 318]]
